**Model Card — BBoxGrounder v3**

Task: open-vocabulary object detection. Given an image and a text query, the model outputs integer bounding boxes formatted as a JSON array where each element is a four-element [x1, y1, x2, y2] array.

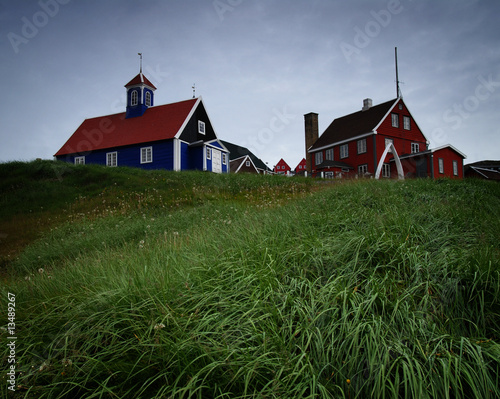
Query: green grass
[[1, 161, 500, 398]]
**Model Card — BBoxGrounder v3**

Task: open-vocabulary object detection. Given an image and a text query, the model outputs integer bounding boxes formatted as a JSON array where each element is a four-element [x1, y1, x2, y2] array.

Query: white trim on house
[[430, 144, 467, 159], [173, 139, 181, 171], [308, 131, 374, 153], [140, 146, 153, 164]]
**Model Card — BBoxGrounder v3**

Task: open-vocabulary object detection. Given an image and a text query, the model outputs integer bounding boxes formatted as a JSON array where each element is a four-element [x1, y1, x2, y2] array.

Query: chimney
[[304, 112, 319, 175], [362, 98, 372, 111]]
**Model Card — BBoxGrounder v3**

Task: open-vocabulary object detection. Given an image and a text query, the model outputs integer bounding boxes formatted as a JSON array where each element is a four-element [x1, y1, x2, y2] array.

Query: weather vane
[[138, 52, 143, 73], [192, 83, 196, 98]]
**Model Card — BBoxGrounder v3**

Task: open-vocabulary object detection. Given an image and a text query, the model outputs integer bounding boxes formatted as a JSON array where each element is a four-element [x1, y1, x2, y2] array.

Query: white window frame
[[391, 113, 399, 128], [198, 120, 206, 135], [315, 152, 323, 166], [106, 152, 117, 167], [340, 144, 348, 159], [411, 143, 419, 154], [140, 146, 153, 164], [453, 160, 458, 176], [438, 158, 444, 174], [357, 138, 367, 154], [74, 156, 85, 165], [382, 163, 390, 178], [131, 90, 138, 106], [385, 138, 394, 153], [222, 153, 227, 165], [145, 91, 151, 107], [206, 147, 211, 160], [326, 148, 334, 161], [358, 164, 368, 176], [403, 116, 411, 130]]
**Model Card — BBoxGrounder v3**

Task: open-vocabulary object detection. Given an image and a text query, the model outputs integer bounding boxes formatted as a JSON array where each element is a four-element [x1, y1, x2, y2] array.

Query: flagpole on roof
[[138, 53, 143, 73]]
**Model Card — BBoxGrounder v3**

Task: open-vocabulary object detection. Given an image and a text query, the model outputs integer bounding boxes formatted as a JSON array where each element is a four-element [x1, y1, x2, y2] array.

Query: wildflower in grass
[[139, 240, 145, 248], [38, 268, 44, 274], [154, 323, 165, 330]]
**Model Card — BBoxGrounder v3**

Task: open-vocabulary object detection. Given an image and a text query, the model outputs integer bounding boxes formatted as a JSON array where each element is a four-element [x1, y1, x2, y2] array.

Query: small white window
[[453, 160, 458, 176], [246, 160, 250, 167], [206, 147, 211, 160], [106, 152, 117, 167], [222, 153, 227, 165], [382, 163, 391, 178], [403, 116, 411, 130], [357, 139, 367, 154], [385, 138, 394, 153], [391, 113, 399, 128], [326, 148, 334, 161], [315, 152, 323, 165], [358, 164, 368, 176], [131, 90, 138, 106], [145, 91, 151, 107], [438, 158, 444, 174], [74, 156, 85, 165], [141, 147, 152, 164], [198, 121, 206, 135], [340, 144, 348, 159], [411, 143, 419, 153]]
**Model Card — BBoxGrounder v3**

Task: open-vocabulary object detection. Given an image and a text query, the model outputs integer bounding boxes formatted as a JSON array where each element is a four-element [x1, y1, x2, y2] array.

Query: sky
[[1, 0, 499, 169]]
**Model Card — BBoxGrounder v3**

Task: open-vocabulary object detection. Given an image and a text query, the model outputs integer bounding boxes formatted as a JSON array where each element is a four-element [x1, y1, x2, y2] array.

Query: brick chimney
[[304, 112, 319, 175]]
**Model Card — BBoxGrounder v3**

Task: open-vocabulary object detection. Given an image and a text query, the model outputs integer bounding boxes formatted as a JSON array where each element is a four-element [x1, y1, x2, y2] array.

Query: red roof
[[54, 98, 197, 156], [125, 73, 157, 90]]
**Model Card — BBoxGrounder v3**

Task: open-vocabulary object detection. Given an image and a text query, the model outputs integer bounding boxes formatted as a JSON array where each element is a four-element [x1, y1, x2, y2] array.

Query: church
[[54, 68, 230, 173]]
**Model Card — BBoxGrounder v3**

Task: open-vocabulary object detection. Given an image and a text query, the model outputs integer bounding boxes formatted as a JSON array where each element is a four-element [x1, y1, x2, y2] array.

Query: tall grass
[[1, 164, 499, 398]]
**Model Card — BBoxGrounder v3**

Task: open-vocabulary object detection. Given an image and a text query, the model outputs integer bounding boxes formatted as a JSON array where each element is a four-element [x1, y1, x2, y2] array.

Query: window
[[326, 148, 334, 161], [106, 152, 117, 167], [141, 147, 152, 164], [145, 91, 151, 107], [74, 156, 85, 165], [385, 138, 394, 153], [382, 163, 390, 178], [403, 116, 411, 130], [246, 160, 250, 167], [222, 153, 227, 165], [357, 138, 367, 154], [198, 121, 206, 135], [438, 158, 444, 174], [340, 144, 348, 159], [206, 147, 211, 160], [391, 113, 399, 128], [131, 90, 138, 106], [411, 143, 419, 154], [358, 164, 368, 176], [325, 172, 334, 179], [398, 103, 403, 110], [453, 160, 458, 176], [315, 152, 323, 166]]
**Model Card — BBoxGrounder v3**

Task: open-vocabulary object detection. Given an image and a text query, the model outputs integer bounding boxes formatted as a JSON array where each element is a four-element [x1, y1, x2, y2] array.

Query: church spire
[[124, 54, 156, 119]]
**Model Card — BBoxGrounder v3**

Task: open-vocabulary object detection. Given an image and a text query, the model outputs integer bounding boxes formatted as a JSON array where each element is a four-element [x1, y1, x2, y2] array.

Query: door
[[212, 149, 222, 173]]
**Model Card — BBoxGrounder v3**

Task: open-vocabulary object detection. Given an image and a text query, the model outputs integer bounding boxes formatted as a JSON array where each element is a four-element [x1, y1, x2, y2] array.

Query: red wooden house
[[305, 97, 466, 179], [294, 158, 307, 175], [274, 158, 291, 175]]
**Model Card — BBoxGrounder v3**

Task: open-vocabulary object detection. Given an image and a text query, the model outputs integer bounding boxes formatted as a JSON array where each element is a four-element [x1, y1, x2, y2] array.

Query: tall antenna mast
[[395, 47, 401, 98], [138, 53, 143, 73], [192, 83, 196, 99]]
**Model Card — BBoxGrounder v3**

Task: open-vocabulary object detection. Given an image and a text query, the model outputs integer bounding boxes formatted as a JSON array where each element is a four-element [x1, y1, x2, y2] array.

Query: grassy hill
[[1, 160, 499, 398]]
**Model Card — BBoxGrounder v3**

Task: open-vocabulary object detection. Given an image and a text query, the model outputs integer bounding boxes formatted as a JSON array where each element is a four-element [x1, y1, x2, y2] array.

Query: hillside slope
[[1, 161, 500, 398]]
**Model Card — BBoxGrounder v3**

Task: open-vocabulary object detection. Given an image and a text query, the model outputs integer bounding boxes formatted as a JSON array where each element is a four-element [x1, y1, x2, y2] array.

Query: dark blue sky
[[1, 0, 499, 167]]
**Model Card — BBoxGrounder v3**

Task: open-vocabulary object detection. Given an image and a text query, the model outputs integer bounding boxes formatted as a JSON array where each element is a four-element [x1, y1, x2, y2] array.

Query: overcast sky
[[1, 0, 499, 168]]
